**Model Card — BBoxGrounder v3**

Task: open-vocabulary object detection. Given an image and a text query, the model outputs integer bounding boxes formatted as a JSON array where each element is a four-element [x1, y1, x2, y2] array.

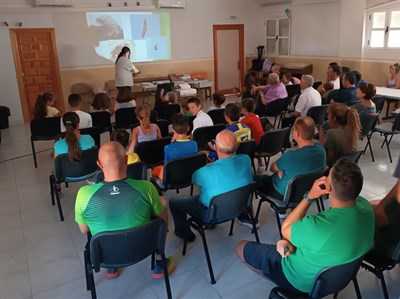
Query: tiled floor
[[1, 98, 400, 299]]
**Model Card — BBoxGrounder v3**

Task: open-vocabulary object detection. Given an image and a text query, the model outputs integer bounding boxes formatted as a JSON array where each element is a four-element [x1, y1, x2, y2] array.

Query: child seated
[[114, 86, 136, 111], [111, 129, 140, 164], [208, 92, 226, 111], [152, 113, 198, 179], [34, 92, 60, 119]]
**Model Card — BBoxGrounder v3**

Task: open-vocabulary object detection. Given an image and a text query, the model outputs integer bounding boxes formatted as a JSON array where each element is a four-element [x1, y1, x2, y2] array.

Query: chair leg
[[190, 185, 194, 196], [161, 252, 173, 299], [255, 197, 263, 221], [182, 239, 188, 256], [84, 251, 90, 291], [84, 251, 97, 299], [31, 138, 38, 168], [367, 135, 375, 162], [55, 184, 64, 221], [248, 207, 260, 243], [378, 271, 389, 299], [320, 197, 325, 211], [229, 219, 235, 236], [49, 174, 55, 206], [316, 198, 321, 213], [274, 210, 283, 239], [199, 227, 216, 284], [383, 135, 393, 163], [352, 277, 362, 299], [151, 252, 155, 270]]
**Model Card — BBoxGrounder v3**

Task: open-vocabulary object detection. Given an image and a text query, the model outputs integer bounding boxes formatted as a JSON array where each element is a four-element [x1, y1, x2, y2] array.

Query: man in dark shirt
[[329, 72, 359, 106]]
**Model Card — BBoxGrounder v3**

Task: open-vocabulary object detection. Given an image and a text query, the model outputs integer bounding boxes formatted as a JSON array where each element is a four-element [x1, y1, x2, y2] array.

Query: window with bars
[[265, 18, 290, 56], [367, 7, 400, 48]]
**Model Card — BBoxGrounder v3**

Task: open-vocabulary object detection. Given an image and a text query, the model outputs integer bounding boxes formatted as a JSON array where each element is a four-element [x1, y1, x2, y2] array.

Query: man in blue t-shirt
[[254, 116, 326, 217], [169, 130, 253, 242], [329, 72, 359, 106]]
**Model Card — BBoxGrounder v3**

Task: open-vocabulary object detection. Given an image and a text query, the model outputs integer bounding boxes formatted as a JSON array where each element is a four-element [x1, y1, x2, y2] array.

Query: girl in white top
[[128, 104, 161, 152], [33, 93, 60, 119], [387, 63, 400, 89], [114, 46, 140, 89]]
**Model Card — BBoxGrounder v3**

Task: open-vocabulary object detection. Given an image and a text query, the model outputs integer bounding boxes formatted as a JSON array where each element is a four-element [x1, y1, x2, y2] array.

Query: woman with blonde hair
[[128, 104, 161, 152], [319, 103, 361, 165]]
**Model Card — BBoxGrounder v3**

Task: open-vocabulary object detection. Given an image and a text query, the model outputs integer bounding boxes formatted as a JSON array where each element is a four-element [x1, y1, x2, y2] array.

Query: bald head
[[268, 73, 280, 85], [215, 130, 238, 156], [293, 116, 316, 141], [98, 141, 127, 179]]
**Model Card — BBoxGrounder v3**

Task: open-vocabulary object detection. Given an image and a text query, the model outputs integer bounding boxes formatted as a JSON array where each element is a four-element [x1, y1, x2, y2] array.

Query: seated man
[[188, 96, 213, 135], [282, 75, 321, 128], [255, 116, 326, 217], [370, 155, 400, 259], [236, 157, 375, 294], [329, 72, 359, 106], [75, 141, 175, 279], [317, 62, 341, 95], [169, 130, 253, 242]]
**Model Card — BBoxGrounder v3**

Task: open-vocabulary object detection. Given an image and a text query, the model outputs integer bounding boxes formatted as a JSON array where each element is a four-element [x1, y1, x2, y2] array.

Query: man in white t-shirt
[[282, 75, 321, 128], [60, 94, 93, 132], [187, 97, 213, 135]]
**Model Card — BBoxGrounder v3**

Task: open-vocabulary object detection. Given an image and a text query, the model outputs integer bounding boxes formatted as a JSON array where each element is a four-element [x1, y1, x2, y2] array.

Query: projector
[[190, 80, 213, 88]]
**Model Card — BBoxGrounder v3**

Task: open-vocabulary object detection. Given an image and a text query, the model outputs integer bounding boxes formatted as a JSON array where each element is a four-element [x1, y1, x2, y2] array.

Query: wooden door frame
[[213, 24, 244, 94], [10, 28, 64, 123]]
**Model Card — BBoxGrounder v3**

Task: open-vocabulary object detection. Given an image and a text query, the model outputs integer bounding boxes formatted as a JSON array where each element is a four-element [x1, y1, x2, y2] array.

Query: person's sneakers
[[175, 230, 196, 243], [104, 268, 120, 279], [270, 207, 288, 219], [152, 256, 176, 279], [236, 213, 260, 229]]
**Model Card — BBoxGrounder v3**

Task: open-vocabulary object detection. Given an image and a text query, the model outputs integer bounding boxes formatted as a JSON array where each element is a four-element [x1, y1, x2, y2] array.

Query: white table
[[376, 87, 400, 119]]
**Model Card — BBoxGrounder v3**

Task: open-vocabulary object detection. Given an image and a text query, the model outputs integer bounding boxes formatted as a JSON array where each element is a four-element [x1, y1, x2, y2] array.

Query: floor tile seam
[[30, 277, 84, 299]]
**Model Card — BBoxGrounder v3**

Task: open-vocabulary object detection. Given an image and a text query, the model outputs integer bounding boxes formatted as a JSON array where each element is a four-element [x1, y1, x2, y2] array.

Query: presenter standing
[[115, 46, 140, 90]]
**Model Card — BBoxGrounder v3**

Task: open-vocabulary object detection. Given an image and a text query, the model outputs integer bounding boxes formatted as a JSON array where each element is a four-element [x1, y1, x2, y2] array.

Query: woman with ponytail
[[114, 46, 140, 90], [33, 93, 60, 119], [319, 103, 361, 165], [54, 112, 95, 161]]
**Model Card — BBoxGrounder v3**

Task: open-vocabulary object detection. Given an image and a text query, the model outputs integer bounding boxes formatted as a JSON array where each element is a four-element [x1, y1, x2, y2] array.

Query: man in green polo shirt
[[236, 157, 375, 293], [75, 141, 175, 279]]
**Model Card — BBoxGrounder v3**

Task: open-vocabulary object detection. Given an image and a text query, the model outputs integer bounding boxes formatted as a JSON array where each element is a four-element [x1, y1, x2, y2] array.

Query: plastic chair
[[156, 119, 170, 137], [236, 139, 257, 174], [259, 116, 271, 132], [256, 167, 328, 238], [192, 124, 226, 150], [154, 104, 180, 124], [207, 109, 227, 125], [255, 127, 290, 171], [371, 113, 400, 163], [30, 117, 63, 168], [182, 183, 260, 284], [49, 147, 99, 221], [306, 105, 329, 126], [268, 256, 363, 299], [89, 111, 112, 136], [372, 96, 386, 124], [80, 126, 101, 148], [359, 114, 379, 162], [155, 83, 173, 105], [126, 161, 147, 180], [115, 107, 139, 129], [150, 153, 207, 195], [84, 219, 172, 299], [265, 97, 290, 129], [135, 137, 172, 168], [285, 85, 301, 100], [312, 81, 322, 89], [361, 239, 400, 299]]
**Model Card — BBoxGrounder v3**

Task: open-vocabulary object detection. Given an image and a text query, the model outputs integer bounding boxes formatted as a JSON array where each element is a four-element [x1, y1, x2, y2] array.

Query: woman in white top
[[128, 104, 161, 153], [114, 46, 139, 89]]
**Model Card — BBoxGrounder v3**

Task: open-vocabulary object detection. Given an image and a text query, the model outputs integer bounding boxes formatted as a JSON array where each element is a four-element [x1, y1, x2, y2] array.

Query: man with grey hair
[[282, 74, 321, 128], [252, 72, 288, 105], [169, 130, 253, 242]]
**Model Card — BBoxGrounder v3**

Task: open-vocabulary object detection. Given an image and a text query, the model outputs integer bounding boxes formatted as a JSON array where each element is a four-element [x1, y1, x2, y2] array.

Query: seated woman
[[33, 93, 60, 119], [352, 82, 377, 118], [54, 112, 95, 159], [128, 104, 162, 152], [114, 86, 136, 111], [319, 103, 361, 166], [387, 63, 400, 89], [91, 92, 113, 115]]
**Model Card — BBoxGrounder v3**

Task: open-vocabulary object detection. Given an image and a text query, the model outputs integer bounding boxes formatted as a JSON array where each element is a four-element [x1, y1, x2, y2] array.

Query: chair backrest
[[207, 183, 255, 225], [236, 139, 257, 161], [283, 167, 329, 206], [154, 104, 181, 124], [115, 107, 139, 129], [162, 153, 207, 190], [188, 115, 196, 133], [135, 137, 172, 167], [155, 83, 173, 104], [192, 124, 226, 149], [360, 114, 379, 138], [391, 113, 400, 132], [258, 127, 290, 156], [80, 126, 101, 147], [285, 85, 301, 99], [54, 147, 99, 182], [259, 116, 270, 132], [336, 150, 363, 164], [30, 117, 62, 140], [156, 119, 170, 137], [306, 105, 329, 126], [309, 256, 363, 298], [90, 218, 166, 272], [372, 96, 386, 114], [89, 111, 111, 134], [312, 81, 322, 89], [266, 97, 289, 117], [126, 161, 147, 180], [207, 109, 227, 125]]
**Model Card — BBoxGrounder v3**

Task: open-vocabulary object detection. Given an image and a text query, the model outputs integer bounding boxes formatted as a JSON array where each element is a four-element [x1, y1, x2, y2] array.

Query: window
[[265, 18, 290, 56], [367, 5, 400, 49]]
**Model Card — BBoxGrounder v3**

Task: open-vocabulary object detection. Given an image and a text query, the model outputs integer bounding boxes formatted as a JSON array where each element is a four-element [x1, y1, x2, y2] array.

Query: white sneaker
[[270, 207, 287, 219]]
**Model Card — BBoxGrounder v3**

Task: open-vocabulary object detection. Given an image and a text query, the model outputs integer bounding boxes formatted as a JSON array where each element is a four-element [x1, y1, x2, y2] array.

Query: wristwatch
[[303, 191, 313, 203]]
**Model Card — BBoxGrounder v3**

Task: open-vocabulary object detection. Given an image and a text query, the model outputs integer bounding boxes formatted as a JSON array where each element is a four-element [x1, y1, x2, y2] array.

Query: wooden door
[[213, 24, 244, 95], [10, 28, 65, 123]]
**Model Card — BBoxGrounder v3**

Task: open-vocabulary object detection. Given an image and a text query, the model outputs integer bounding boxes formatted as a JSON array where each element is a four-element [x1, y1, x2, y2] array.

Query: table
[[376, 87, 400, 120]]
